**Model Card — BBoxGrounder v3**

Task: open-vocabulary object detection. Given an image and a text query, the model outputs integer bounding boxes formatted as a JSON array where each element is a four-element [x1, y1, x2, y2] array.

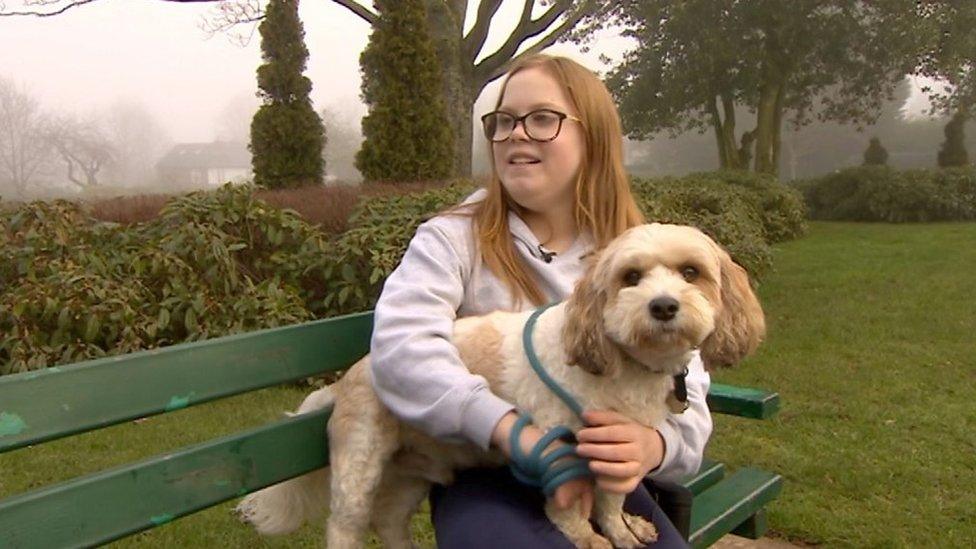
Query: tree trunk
[[708, 99, 729, 168], [753, 78, 783, 175], [771, 81, 785, 174], [707, 93, 744, 170], [425, 1, 471, 178]]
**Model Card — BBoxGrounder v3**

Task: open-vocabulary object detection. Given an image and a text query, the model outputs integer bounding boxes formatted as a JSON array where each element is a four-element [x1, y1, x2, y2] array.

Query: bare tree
[[214, 93, 260, 144], [0, 0, 214, 17], [100, 100, 172, 189], [0, 76, 52, 198], [320, 105, 362, 182], [44, 114, 115, 189], [3, 0, 604, 176]]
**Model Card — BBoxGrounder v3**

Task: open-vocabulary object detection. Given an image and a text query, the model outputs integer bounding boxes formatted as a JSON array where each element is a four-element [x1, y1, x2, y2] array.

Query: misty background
[[1, 0, 972, 200]]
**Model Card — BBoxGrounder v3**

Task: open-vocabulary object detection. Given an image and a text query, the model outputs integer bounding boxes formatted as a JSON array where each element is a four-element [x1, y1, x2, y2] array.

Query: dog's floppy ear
[[699, 245, 766, 370], [562, 254, 628, 377]]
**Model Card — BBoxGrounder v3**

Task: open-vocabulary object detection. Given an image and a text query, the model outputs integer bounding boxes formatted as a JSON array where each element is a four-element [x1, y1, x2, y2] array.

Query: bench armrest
[[706, 383, 780, 419]]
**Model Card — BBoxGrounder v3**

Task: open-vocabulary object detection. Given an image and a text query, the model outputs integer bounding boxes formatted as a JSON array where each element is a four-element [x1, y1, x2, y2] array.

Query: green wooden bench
[[0, 311, 782, 548]]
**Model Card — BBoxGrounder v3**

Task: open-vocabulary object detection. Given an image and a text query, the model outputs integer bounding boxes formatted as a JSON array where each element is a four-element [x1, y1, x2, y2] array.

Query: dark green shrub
[[937, 111, 969, 168], [797, 166, 976, 222], [677, 170, 808, 243], [1, 175, 797, 374], [864, 137, 889, 166], [633, 177, 771, 277], [0, 186, 319, 374], [355, 0, 454, 182], [250, 0, 325, 188], [321, 182, 476, 314]]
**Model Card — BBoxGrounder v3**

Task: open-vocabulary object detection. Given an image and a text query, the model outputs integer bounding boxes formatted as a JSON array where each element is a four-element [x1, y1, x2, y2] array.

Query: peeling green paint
[[0, 412, 28, 437], [165, 392, 195, 411], [150, 514, 174, 526]]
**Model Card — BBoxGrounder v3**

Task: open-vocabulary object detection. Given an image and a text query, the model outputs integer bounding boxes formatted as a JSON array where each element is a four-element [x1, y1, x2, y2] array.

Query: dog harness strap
[[523, 303, 585, 421]]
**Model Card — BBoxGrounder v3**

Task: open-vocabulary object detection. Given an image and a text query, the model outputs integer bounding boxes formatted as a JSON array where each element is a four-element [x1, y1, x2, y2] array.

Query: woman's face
[[491, 67, 586, 214]]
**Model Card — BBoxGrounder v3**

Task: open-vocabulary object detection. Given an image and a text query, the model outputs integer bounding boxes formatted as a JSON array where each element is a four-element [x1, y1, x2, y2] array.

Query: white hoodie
[[368, 190, 712, 481]]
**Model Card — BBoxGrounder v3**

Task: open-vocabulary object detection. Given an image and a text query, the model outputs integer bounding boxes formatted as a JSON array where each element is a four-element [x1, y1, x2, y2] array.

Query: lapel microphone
[[538, 244, 557, 263]]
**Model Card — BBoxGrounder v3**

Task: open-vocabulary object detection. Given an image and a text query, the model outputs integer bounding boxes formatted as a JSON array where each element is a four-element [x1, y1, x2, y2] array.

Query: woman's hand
[[576, 410, 665, 494], [491, 412, 594, 517]]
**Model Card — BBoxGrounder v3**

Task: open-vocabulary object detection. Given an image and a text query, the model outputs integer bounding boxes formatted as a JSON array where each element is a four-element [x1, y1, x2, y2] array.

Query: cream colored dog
[[237, 223, 765, 549]]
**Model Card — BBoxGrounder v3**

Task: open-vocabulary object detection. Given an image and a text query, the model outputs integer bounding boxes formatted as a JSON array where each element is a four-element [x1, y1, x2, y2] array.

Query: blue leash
[[522, 302, 585, 420], [508, 303, 592, 496]]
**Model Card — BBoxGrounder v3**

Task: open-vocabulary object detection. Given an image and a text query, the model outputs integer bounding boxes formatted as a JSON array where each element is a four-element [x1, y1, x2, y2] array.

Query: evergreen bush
[[250, 0, 326, 188], [355, 0, 454, 182]]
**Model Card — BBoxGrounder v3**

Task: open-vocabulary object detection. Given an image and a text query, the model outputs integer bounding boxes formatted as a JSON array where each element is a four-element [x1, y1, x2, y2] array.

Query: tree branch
[[463, 0, 504, 65], [0, 0, 219, 17], [331, 0, 377, 26], [476, 0, 597, 84]]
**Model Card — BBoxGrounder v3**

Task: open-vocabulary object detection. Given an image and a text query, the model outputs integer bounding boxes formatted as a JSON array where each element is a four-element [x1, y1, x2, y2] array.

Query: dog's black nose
[[649, 297, 679, 321]]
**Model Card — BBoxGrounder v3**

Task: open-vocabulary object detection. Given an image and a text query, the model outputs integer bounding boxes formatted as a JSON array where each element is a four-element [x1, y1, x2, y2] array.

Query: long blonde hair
[[473, 54, 644, 305]]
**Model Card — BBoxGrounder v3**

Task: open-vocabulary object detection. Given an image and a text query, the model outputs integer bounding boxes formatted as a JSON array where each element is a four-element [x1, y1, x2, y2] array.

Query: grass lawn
[[710, 222, 976, 547], [2, 222, 974, 547]]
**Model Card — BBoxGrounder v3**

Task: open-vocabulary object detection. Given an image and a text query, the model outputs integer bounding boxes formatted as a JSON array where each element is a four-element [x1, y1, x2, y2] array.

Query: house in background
[[156, 141, 251, 187]]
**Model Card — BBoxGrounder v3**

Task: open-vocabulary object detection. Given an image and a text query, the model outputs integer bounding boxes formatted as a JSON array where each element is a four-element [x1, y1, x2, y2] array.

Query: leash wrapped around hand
[[508, 413, 592, 497], [509, 303, 593, 496]]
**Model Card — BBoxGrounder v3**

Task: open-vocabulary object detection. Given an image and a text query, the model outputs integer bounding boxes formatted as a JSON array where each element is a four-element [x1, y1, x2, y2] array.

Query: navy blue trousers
[[429, 467, 689, 548]]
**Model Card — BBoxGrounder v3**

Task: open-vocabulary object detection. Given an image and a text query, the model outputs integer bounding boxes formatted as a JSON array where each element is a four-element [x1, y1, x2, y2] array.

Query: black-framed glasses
[[480, 108, 583, 143]]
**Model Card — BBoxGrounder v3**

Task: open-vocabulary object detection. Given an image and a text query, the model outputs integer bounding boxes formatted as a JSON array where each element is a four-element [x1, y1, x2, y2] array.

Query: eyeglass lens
[[484, 111, 563, 142]]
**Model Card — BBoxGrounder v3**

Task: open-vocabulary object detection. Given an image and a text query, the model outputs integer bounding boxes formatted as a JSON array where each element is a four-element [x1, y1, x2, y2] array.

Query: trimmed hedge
[[635, 171, 807, 276], [1, 173, 804, 374], [796, 166, 976, 222]]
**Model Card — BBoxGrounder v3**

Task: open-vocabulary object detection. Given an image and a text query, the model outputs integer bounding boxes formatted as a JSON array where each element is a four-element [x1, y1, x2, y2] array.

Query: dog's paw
[[601, 512, 657, 548], [574, 532, 614, 549], [623, 513, 658, 545]]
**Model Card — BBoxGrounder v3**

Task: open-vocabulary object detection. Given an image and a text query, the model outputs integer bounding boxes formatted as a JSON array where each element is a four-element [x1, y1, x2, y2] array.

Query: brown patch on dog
[[455, 319, 506, 388], [563, 256, 629, 378], [699, 244, 766, 370]]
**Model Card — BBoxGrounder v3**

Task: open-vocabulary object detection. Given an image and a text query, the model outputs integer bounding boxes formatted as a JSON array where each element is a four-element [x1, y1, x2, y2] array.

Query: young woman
[[369, 54, 711, 548]]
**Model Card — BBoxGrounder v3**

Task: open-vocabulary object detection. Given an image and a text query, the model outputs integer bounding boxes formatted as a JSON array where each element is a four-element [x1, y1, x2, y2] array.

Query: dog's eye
[[622, 269, 642, 287], [680, 266, 699, 282]]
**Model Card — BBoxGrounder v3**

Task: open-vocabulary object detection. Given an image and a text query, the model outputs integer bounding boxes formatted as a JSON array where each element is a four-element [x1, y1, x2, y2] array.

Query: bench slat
[[706, 383, 780, 419], [688, 467, 783, 548], [681, 458, 726, 495], [0, 311, 371, 454], [0, 409, 331, 548]]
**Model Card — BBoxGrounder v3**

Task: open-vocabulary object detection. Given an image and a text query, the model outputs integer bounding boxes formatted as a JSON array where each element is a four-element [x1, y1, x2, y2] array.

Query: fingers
[[595, 475, 642, 494], [577, 424, 637, 444], [576, 441, 639, 462], [582, 409, 629, 426], [588, 459, 643, 478]]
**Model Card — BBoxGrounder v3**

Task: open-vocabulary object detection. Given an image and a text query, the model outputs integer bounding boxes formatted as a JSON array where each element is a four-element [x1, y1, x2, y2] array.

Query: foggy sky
[[1, 0, 636, 144], [1, 0, 934, 145]]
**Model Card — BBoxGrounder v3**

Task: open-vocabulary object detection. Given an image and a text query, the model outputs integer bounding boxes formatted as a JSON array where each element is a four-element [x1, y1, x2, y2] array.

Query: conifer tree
[[863, 137, 889, 166], [250, 0, 325, 188], [355, 0, 453, 182], [937, 110, 970, 167]]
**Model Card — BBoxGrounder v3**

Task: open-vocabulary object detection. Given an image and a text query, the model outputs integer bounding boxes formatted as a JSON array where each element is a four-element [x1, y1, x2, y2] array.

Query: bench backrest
[[0, 311, 778, 547]]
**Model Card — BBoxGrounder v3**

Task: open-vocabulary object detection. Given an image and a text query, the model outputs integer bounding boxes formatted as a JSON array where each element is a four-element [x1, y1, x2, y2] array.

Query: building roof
[[157, 141, 251, 170]]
